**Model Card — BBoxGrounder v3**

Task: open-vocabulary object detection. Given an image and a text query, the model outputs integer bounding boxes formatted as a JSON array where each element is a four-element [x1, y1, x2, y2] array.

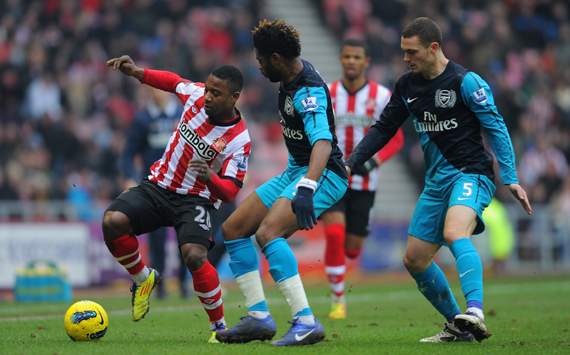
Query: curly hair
[[252, 19, 301, 59]]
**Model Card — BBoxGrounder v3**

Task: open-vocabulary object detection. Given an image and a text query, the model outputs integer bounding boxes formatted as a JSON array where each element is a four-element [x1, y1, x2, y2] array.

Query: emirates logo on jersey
[[178, 122, 218, 161]]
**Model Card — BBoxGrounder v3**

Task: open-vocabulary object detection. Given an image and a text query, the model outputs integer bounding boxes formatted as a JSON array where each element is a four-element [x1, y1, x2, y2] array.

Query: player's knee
[[403, 254, 429, 273], [254, 224, 275, 248], [181, 244, 207, 271], [102, 210, 131, 240], [443, 226, 465, 244], [221, 221, 236, 241]]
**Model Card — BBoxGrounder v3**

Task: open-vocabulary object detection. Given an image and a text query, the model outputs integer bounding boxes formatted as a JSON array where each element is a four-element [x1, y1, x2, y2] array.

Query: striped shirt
[[329, 79, 403, 191], [143, 71, 251, 205]]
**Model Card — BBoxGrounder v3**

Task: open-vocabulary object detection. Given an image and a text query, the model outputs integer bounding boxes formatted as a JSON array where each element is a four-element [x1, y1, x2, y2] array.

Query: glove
[[291, 177, 318, 230], [351, 158, 379, 176]]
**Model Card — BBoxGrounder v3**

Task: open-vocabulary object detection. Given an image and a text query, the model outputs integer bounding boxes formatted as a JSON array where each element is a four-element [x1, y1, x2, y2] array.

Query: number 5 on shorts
[[462, 182, 473, 197]]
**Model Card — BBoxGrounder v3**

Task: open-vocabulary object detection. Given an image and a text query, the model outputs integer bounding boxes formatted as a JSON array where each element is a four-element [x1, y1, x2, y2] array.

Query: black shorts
[[326, 189, 376, 236], [106, 180, 214, 249]]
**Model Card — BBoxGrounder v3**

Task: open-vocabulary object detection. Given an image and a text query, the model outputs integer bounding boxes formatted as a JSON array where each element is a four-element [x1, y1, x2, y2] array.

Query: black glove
[[351, 158, 379, 176], [292, 178, 317, 230]]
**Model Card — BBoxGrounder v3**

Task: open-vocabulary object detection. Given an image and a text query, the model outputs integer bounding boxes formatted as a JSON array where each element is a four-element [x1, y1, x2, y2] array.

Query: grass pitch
[[1, 276, 569, 354]]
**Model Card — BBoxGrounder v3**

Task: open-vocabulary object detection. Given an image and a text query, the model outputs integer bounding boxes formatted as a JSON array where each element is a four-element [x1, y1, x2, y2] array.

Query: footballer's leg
[[321, 209, 347, 320], [444, 206, 491, 342], [179, 242, 225, 343], [175, 203, 227, 342], [404, 236, 471, 343], [445, 175, 495, 342], [216, 191, 276, 343], [103, 187, 162, 321], [327, 190, 375, 320], [255, 198, 325, 346]]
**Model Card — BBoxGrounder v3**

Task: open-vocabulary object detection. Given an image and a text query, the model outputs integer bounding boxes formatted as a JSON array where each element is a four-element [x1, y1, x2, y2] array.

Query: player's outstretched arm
[[107, 55, 186, 95], [106, 55, 144, 80]]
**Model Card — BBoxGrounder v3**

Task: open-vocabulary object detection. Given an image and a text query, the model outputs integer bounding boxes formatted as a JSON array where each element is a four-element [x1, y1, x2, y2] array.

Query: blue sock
[[410, 262, 461, 321], [225, 238, 269, 313], [450, 238, 483, 311], [263, 238, 313, 320]]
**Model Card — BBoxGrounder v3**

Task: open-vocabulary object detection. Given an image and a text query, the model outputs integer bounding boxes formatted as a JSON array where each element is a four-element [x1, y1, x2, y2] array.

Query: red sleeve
[[205, 173, 240, 202], [377, 128, 404, 162], [142, 68, 184, 93]]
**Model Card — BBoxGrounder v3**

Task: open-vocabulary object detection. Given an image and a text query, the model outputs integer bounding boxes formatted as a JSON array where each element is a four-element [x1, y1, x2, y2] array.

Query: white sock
[[296, 315, 315, 325], [277, 274, 314, 325], [248, 311, 270, 319], [133, 266, 150, 285], [236, 271, 270, 317], [466, 307, 485, 320]]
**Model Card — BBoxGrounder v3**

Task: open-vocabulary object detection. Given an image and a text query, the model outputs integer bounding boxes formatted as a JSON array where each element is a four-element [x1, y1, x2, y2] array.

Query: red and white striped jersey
[[147, 81, 251, 206], [329, 80, 402, 191]]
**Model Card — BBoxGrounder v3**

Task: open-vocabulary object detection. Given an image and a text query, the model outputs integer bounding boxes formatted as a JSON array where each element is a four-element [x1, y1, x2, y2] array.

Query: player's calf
[[181, 244, 227, 336]]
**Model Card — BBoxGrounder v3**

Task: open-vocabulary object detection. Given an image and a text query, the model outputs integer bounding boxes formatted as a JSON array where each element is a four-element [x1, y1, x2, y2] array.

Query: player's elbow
[[312, 139, 332, 154]]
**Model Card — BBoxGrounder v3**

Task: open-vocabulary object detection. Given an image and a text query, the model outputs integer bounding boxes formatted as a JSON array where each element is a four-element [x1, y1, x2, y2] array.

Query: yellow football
[[64, 300, 109, 341]]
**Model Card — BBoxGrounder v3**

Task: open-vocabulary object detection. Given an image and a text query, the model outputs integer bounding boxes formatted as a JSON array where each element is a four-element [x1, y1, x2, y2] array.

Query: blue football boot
[[215, 315, 276, 343], [272, 318, 325, 346]]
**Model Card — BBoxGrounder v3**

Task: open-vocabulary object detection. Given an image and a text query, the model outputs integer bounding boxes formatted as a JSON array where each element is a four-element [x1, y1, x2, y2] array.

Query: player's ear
[[270, 52, 282, 65], [232, 90, 241, 102], [430, 42, 440, 53]]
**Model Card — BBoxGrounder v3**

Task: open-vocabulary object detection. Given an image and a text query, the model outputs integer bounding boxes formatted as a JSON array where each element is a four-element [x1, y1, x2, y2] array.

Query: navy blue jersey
[[278, 60, 346, 178], [347, 61, 518, 187], [121, 101, 181, 181]]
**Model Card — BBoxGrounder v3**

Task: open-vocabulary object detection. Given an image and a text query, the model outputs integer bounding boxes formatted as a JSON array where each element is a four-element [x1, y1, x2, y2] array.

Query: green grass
[[1, 276, 569, 354]]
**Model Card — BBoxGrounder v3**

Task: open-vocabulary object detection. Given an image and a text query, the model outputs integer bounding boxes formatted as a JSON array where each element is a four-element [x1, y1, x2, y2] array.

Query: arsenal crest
[[212, 137, 227, 153], [435, 89, 456, 108]]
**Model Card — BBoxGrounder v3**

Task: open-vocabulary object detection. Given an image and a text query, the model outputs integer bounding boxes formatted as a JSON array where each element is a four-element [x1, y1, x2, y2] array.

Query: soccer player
[[103, 55, 251, 342], [120, 87, 188, 299], [323, 38, 404, 320], [215, 19, 348, 346], [345, 17, 532, 343]]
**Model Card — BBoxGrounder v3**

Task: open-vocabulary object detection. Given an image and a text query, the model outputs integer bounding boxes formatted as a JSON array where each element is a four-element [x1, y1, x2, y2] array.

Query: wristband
[[295, 177, 318, 192]]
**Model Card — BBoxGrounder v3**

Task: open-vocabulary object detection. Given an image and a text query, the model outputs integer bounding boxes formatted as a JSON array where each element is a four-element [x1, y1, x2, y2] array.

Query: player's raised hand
[[508, 183, 533, 215], [106, 55, 143, 79], [189, 160, 212, 181]]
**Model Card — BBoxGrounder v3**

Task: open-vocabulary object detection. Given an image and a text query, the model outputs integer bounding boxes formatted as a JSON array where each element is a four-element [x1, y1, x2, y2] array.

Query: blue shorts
[[256, 166, 348, 218], [408, 174, 495, 245]]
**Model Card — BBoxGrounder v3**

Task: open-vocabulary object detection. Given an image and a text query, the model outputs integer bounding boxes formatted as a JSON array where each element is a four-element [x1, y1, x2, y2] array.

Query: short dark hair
[[252, 19, 301, 59], [211, 65, 244, 92], [341, 38, 369, 56], [402, 17, 442, 46]]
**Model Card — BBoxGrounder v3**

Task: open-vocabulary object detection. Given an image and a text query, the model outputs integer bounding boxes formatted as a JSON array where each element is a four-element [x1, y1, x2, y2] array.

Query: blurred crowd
[[317, 0, 570, 220], [0, 0, 279, 218], [1, 0, 570, 226]]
